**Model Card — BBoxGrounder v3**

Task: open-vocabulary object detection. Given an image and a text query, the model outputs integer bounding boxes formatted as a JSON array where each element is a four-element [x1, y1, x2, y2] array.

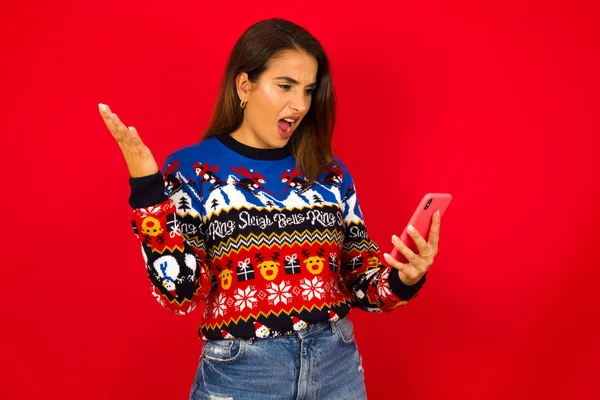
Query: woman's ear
[[235, 72, 252, 101]]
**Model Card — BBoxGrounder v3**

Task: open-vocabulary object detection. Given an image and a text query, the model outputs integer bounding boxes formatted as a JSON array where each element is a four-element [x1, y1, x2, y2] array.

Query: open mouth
[[277, 118, 297, 137]]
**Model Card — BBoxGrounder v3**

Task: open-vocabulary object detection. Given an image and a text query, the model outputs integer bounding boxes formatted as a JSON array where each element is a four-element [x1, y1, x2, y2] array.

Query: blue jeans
[[190, 316, 367, 400]]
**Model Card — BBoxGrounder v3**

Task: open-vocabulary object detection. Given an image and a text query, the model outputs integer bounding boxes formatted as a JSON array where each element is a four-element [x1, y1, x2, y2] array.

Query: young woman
[[99, 18, 441, 400]]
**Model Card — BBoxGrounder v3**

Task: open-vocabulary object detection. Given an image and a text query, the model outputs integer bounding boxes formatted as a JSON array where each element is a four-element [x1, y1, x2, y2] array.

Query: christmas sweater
[[128, 133, 426, 340]]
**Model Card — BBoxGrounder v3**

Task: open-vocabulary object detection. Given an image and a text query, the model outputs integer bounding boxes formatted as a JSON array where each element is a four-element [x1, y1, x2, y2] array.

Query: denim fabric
[[190, 316, 367, 400]]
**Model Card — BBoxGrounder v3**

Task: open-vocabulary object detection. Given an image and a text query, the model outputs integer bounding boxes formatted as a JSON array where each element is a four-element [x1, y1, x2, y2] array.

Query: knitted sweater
[[129, 133, 426, 340]]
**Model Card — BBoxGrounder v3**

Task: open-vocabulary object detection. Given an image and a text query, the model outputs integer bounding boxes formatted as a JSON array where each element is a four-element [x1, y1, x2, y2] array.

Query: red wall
[[2, 1, 599, 399]]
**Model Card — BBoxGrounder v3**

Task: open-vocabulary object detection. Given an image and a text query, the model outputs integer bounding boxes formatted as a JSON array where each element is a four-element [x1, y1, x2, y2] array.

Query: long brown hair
[[201, 18, 336, 183]]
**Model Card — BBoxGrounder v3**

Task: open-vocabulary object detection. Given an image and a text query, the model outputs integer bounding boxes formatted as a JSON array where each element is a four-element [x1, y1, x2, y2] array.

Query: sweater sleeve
[[338, 162, 426, 312], [129, 153, 212, 315]]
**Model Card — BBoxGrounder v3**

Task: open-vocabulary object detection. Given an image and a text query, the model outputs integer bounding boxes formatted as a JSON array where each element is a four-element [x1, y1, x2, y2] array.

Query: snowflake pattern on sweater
[[129, 133, 426, 340]]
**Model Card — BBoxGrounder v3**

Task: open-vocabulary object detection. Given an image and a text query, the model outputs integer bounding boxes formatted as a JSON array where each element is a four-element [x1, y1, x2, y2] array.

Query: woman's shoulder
[[328, 154, 352, 176], [167, 135, 223, 164]]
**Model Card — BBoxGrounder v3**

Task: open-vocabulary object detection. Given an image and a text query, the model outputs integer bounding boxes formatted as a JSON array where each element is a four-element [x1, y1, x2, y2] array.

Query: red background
[[2, 1, 599, 399]]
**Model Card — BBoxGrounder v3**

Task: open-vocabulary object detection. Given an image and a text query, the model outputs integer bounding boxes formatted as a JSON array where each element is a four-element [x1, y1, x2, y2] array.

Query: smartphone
[[389, 193, 452, 263]]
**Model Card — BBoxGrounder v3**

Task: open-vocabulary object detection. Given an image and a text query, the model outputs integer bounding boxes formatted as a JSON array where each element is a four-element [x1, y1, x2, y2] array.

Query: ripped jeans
[[190, 316, 367, 400]]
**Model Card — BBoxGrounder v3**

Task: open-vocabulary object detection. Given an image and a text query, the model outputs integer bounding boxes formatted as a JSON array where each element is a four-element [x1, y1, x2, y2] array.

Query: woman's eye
[[278, 84, 291, 90], [305, 88, 315, 95]]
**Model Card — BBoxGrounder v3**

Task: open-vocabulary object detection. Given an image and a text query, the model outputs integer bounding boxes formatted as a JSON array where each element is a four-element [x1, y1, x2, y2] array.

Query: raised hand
[[98, 103, 159, 178]]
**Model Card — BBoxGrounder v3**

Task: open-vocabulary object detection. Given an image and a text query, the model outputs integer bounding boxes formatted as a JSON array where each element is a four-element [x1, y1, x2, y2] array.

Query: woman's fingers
[[97, 103, 159, 177], [126, 125, 143, 146], [107, 111, 129, 144], [98, 103, 135, 145], [391, 235, 420, 264], [382, 215, 442, 286], [98, 103, 117, 135], [110, 113, 130, 144], [428, 210, 441, 253], [383, 252, 410, 274], [406, 226, 433, 258], [383, 253, 420, 282]]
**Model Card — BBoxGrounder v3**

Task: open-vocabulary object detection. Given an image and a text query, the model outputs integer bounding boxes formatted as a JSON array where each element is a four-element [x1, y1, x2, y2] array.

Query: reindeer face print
[[303, 256, 326, 275], [258, 261, 280, 281], [141, 217, 163, 237], [219, 270, 233, 290]]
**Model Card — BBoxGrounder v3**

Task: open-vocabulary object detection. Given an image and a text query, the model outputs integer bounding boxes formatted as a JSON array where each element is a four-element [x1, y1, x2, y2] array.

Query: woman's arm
[[98, 103, 212, 315], [129, 154, 212, 315], [337, 162, 427, 312]]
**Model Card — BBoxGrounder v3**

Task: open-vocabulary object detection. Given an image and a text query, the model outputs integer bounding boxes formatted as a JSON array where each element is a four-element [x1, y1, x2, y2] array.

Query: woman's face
[[232, 49, 318, 149]]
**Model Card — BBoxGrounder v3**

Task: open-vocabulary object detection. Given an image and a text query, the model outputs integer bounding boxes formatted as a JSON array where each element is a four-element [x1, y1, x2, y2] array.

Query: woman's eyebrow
[[274, 76, 317, 88]]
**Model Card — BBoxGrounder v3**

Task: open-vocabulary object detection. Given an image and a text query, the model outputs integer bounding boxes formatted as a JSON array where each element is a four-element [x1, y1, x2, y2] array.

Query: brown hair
[[201, 18, 336, 183]]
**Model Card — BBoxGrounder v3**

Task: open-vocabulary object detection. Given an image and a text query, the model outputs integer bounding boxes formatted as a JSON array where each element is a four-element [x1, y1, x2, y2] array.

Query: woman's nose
[[290, 97, 308, 113]]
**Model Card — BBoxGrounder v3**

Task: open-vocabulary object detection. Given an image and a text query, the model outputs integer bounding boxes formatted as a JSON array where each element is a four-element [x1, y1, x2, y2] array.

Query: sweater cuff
[[128, 171, 168, 209], [389, 270, 427, 301]]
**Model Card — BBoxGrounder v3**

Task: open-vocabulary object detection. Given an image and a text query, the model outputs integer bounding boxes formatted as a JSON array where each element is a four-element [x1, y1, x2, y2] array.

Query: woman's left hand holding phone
[[383, 210, 441, 286]]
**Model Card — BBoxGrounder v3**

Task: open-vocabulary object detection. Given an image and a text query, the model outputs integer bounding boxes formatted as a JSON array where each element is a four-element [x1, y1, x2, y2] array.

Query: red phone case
[[389, 193, 452, 263]]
